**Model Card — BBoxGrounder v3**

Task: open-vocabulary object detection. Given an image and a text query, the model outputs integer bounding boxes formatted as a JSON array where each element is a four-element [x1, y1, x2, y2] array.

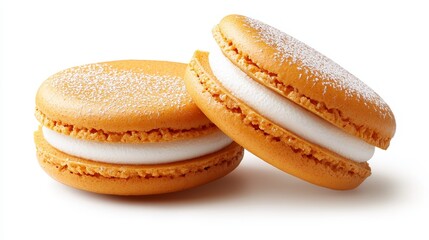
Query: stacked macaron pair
[[34, 14, 395, 195]]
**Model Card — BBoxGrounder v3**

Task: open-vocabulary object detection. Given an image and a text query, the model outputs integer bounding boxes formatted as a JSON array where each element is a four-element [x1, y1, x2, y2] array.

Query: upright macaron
[[35, 60, 243, 195], [184, 14, 396, 190]]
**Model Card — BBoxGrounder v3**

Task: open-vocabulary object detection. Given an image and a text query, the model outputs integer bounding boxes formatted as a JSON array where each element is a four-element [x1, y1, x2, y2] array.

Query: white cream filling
[[208, 47, 375, 162], [42, 127, 233, 165]]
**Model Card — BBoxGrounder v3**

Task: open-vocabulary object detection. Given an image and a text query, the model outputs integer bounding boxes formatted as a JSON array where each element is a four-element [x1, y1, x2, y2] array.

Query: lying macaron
[[184, 14, 396, 190], [34, 60, 243, 195]]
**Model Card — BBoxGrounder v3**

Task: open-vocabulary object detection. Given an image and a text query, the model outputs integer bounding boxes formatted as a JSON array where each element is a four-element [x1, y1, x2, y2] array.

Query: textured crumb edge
[[35, 129, 244, 179], [189, 52, 371, 180], [35, 109, 217, 143], [213, 27, 391, 149]]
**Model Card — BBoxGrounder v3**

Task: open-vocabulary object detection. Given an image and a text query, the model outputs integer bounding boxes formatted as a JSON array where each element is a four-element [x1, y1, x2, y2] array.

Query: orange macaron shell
[[214, 15, 395, 149], [35, 129, 243, 195], [36, 60, 212, 139]]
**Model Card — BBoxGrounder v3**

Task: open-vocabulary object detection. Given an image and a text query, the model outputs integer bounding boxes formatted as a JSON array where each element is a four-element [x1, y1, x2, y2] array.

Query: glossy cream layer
[[208, 47, 375, 162], [42, 127, 233, 164]]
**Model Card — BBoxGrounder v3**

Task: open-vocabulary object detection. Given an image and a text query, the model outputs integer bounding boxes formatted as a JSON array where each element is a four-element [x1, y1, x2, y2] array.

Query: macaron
[[184, 14, 396, 190], [34, 60, 243, 195]]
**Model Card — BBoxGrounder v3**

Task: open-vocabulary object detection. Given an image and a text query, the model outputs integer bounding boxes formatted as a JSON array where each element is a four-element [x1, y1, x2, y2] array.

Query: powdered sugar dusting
[[245, 17, 391, 117], [49, 62, 190, 117]]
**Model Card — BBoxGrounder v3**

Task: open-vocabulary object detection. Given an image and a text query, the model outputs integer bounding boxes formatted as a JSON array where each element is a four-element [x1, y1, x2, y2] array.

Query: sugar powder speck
[[49, 62, 190, 116], [245, 17, 390, 116]]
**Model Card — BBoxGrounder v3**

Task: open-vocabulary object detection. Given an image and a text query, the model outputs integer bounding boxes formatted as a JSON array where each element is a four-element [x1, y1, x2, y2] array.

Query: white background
[[1, 0, 428, 239]]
